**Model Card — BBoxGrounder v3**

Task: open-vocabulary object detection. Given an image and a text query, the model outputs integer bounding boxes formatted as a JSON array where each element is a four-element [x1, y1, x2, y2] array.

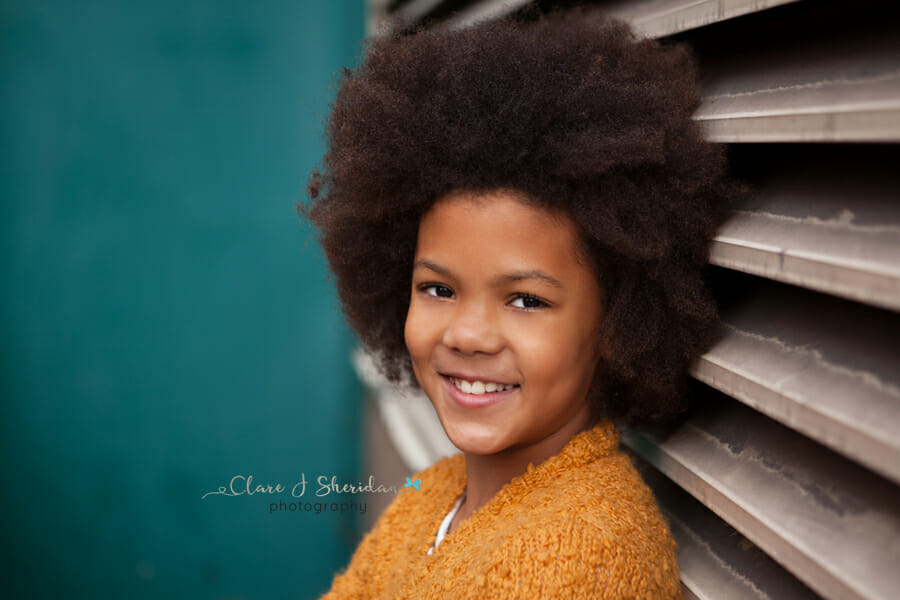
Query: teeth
[[451, 378, 516, 395]]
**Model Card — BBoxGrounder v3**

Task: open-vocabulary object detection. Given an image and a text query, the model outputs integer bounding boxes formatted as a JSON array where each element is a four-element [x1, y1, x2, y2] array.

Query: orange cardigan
[[320, 422, 682, 599]]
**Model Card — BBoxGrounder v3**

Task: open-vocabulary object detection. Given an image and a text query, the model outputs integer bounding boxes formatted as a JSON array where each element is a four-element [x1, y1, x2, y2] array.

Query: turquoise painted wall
[[0, 1, 365, 598]]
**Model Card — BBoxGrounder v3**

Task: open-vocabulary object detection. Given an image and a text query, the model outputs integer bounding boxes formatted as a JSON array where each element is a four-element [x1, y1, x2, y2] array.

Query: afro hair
[[304, 8, 736, 424]]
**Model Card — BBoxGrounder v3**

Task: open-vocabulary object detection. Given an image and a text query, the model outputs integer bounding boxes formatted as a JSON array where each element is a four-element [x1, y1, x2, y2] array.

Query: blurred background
[[1, 1, 366, 598]]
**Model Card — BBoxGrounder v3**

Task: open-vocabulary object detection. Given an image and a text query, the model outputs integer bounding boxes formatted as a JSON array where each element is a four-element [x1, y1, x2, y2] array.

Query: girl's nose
[[441, 301, 504, 356]]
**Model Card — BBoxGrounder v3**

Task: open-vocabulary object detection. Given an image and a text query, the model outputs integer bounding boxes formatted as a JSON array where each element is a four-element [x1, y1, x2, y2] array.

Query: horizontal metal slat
[[601, 0, 802, 39], [696, 93, 900, 143], [710, 167, 900, 312], [695, 31, 900, 142], [622, 395, 900, 600], [448, 0, 798, 33], [631, 451, 821, 600], [693, 277, 900, 485], [448, 0, 531, 29], [671, 509, 813, 600]]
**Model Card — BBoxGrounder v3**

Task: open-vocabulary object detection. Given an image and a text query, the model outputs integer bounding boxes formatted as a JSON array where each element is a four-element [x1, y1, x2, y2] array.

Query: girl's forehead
[[414, 189, 597, 285]]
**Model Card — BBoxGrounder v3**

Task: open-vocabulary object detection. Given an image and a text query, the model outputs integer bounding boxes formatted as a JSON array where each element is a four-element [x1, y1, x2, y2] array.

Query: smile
[[441, 375, 518, 409], [450, 377, 517, 395]]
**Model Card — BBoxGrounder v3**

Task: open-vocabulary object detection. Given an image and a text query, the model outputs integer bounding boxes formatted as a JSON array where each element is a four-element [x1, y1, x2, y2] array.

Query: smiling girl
[[305, 8, 734, 599]]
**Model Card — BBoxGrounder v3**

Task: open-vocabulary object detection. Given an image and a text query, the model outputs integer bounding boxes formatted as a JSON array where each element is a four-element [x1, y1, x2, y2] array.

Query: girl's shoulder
[[501, 446, 670, 536], [469, 451, 681, 598]]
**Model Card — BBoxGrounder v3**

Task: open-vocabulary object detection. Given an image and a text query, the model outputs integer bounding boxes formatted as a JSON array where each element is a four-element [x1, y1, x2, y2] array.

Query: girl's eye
[[421, 284, 455, 299], [510, 294, 548, 309]]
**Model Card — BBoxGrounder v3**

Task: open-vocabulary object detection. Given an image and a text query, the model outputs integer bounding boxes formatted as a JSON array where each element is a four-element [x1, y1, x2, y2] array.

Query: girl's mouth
[[448, 377, 517, 395], [440, 375, 519, 408]]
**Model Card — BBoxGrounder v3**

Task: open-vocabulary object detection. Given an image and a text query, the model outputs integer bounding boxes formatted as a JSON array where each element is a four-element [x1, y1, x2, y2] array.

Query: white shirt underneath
[[427, 494, 465, 555]]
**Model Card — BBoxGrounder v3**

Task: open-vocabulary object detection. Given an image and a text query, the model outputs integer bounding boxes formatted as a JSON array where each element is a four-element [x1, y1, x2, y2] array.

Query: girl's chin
[[440, 421, 510, 456]]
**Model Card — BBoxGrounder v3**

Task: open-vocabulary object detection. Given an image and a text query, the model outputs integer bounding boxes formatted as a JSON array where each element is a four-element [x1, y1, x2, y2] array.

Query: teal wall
[[0, 1, 365, 598]]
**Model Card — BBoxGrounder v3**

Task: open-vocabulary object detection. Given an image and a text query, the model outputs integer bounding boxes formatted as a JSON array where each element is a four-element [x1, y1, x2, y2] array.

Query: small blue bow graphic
[[403, 477, 421, 491]]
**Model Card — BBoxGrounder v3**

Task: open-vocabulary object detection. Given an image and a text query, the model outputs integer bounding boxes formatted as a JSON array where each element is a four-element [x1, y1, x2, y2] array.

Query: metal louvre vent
[[360, 1, 900, 598]]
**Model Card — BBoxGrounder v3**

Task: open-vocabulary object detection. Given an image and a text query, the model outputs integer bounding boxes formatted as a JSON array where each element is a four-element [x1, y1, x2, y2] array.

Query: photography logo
[[202, 472, 422, 515]]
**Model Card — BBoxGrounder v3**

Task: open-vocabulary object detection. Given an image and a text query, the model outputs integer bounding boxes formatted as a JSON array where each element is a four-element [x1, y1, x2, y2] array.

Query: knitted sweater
[[319, 422, 682, 599]]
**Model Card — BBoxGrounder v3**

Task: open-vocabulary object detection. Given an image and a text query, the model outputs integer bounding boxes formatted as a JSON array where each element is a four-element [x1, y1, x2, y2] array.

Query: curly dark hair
[[303, 9, 735, 424]]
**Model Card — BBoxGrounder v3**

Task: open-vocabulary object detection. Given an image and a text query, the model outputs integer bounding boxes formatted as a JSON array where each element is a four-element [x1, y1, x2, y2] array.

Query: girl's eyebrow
[[412, 259, 452, 277], [413, 259, 564, 289], [499, 269, 564, 289]]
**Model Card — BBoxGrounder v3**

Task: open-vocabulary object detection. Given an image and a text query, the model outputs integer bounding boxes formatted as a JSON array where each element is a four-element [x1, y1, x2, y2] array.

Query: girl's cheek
[[404, 300, 431, 354]]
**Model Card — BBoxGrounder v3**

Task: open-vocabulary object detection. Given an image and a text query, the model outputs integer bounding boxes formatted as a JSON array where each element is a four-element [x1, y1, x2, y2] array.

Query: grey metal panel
[[710, 168, 900, 312], [448, 0, 532, 29], [622, 397, 900, 600], [448, 0, 800, 33], [696, 32, 900, 142], [672, 514, 809, 600], [631, 451, 822, 600], [601, 0, 802, 38], [692, 280, 900, 485], [697, 97, 900, 143]]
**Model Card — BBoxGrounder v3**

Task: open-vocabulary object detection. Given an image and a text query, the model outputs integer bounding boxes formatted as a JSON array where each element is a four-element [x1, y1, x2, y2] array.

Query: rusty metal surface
[[693, 280, 900, 485], [623, 396, 900, 600]]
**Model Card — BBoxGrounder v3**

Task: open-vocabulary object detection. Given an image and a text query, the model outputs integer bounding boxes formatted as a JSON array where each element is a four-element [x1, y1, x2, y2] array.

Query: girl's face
[[404, 189, 604, 458]]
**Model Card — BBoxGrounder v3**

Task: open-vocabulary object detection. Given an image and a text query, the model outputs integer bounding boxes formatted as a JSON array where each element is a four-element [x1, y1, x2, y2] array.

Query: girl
[[304, 8, 734, 599]]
